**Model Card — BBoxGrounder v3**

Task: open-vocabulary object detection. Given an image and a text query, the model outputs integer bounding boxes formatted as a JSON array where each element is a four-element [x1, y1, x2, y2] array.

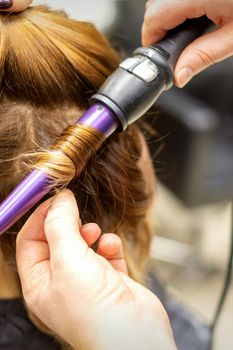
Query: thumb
[[16, 196, 54, 291], [175, 22, 233, 87], [17, 190, 87, 286], [44, 189, 88, 269]]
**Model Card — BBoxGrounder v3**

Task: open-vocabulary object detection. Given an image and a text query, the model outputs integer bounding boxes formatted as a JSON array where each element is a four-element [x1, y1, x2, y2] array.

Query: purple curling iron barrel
[[0, 16, 212, 235]]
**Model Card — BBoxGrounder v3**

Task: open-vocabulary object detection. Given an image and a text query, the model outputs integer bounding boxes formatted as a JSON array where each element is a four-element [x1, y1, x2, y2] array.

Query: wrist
[[92, 301, 176, 350]]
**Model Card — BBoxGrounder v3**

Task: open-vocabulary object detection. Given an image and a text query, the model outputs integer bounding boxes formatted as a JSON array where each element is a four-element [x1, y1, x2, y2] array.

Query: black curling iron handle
[[92, 16, 213, 130], [153, 16, 213, 71]]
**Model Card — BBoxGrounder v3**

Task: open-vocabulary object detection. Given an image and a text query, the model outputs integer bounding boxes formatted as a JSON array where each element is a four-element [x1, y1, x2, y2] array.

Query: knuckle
[[44, 214, 63, 231], [195, 47, 216, 67]]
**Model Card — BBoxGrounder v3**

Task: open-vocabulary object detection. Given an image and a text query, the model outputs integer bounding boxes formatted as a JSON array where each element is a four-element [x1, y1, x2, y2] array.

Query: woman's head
[[0, 6, 153, 284], [0, 6, 119, 105]]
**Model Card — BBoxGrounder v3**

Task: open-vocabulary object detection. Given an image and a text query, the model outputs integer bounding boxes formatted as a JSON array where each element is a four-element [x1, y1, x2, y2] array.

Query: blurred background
[[34, 1, 233, 349]]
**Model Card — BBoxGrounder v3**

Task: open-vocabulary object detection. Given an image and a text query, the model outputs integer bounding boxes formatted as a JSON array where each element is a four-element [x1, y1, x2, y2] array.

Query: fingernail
[[0, 0, 13, 9], [176, 67, 193, 88]]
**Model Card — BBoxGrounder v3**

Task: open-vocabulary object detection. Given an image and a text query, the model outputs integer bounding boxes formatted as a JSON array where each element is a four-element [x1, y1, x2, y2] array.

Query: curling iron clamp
[[0, 16, 212, 235]]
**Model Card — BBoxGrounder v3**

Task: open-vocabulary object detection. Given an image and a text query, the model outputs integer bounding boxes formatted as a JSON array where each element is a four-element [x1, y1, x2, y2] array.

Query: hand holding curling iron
[[142, 0, 233, 87], [4, 0, 233, 87]]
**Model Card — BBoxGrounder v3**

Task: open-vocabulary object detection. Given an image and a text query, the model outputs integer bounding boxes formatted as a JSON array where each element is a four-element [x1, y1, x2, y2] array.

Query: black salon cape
[[0, 275, 211, 350], [0, 299, 60, 349]]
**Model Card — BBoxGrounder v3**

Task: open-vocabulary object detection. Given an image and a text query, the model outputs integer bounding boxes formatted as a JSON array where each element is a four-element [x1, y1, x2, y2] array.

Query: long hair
[[0, 6, 153, 290]]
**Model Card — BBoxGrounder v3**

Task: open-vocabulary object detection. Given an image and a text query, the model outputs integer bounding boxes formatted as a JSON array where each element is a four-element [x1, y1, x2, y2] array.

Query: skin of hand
[[0, 0, 32, 11], [142, 0, 233, 87], [16, 189, 177, 350]]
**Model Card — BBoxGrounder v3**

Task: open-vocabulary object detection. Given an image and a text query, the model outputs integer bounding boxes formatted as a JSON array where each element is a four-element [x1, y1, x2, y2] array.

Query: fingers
[[17, 187, 127, 283], [98, 234, 128, 274], [142, 0, 233, 86], [175, 22, 233, 87], [80, 225, 128, 273], [142, 0, 206, 46], [81, 223, 102, 247], [0, 0, 32, 12]]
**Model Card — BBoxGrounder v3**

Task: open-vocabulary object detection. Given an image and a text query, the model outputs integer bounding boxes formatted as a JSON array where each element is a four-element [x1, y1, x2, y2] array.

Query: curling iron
[[0, 16, 212, 235]]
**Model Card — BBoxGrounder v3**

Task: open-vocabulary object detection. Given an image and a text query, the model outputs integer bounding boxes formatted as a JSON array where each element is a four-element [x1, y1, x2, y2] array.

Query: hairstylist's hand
[[0, 0, 32, 11], [142, 0, 233, 87], [16, 190, 176, 350]]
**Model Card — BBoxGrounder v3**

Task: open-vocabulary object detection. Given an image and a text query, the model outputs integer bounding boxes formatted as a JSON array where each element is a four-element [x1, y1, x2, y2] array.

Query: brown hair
[[0, 7, 153, 289]]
